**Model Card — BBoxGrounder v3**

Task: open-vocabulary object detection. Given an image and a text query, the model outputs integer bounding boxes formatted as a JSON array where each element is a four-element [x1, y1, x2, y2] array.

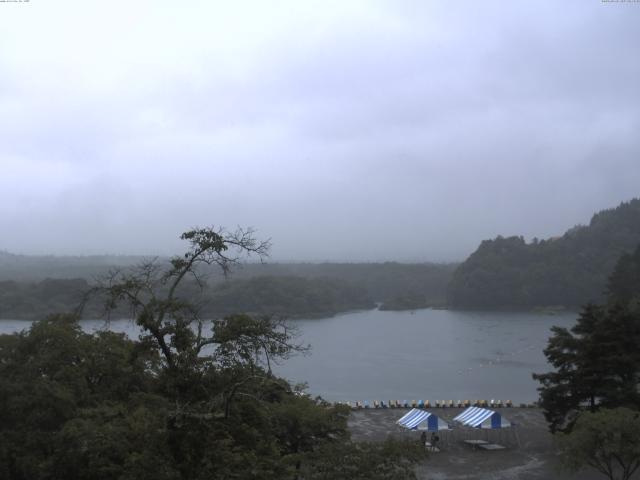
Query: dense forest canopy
[[0, 260, 455, 320], [0, 276, 374, 321], [448, 199, 640, 309]]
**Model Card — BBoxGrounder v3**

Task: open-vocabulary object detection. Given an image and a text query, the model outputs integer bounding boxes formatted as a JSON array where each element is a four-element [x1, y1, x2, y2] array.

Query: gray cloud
[[0, 0, 639, 261]]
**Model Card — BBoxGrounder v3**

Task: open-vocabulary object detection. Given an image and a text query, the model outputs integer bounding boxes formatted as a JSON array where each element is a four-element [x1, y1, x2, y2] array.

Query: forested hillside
[[0, 276, 374, 320], [0, 257, 455, 319], [206, 275, 373, 318], [448, 199, 640, 309]]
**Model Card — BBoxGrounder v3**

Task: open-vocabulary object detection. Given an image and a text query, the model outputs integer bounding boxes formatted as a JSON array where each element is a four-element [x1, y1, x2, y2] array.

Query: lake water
[[0, 308, 576, 404], [276, 308, 576, 404]]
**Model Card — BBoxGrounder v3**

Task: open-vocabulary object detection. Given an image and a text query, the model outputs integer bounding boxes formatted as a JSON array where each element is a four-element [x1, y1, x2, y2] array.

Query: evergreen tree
[[533, 244, 640, 432]]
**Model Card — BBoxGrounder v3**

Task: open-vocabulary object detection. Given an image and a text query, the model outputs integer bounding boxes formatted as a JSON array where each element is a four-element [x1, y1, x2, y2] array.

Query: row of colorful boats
[[337, 399, 538, 409]]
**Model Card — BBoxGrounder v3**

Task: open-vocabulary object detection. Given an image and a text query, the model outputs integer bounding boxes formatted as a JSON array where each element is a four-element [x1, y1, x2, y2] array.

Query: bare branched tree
[[82, 226, 310, 416], [83, 226, 271, 370]]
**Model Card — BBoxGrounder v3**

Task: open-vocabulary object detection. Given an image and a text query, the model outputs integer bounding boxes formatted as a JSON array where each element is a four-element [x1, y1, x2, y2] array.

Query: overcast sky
[[1, 0, 639, 262]]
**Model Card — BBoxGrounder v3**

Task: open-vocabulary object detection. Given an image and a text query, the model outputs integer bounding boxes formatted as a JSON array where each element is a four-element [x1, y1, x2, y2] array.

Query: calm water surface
[[277, 308, 576, 403], [0, 308, 576, 403]]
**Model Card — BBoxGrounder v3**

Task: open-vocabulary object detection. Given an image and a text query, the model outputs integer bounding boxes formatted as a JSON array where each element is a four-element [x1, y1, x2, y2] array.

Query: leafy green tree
[[270, 397, 350, 472], [82, 227, 323, 477], [0, 313, 165, 480], [89, 227, 271, 377], [299, 438, 426, 480], [558, 408, 640, 480], [1, 227, 427, 479]]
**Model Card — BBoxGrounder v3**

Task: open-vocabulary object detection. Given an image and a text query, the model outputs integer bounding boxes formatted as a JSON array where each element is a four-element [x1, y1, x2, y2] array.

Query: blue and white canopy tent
[[452, 406, 518, 447], [396, 408, 450, 431], [453, 406, 511, 429]]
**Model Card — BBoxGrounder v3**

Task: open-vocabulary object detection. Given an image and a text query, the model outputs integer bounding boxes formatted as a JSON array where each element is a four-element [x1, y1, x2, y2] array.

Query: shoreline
[[0, 304, 582, 322]]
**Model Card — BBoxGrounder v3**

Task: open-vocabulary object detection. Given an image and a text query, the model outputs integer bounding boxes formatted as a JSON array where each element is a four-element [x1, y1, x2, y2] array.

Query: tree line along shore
[[1, 197, 639, 321]]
